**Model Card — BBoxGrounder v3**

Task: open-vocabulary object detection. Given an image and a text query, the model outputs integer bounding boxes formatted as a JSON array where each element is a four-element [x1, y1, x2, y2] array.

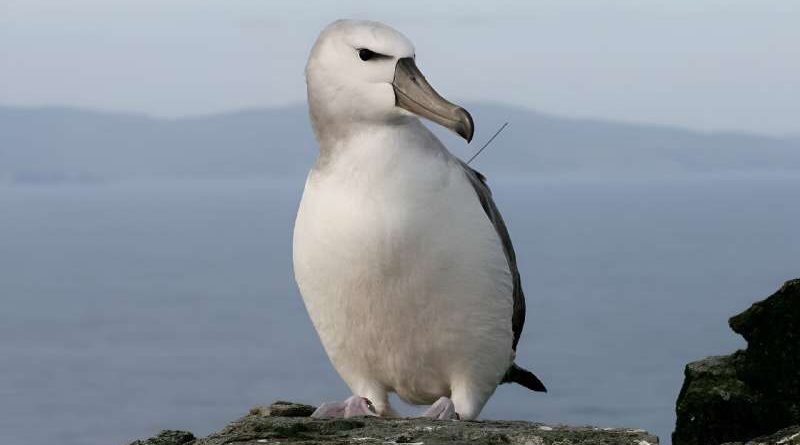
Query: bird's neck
[[312, 117, 449, 173]]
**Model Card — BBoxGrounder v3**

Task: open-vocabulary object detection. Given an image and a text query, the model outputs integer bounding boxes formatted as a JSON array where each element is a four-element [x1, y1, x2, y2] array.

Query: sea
[[1, 174, 798, 445]]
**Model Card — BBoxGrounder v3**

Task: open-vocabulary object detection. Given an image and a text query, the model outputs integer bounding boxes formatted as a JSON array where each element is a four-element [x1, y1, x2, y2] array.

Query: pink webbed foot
[[422, 396, 460, 420], [311, 395, 378, 418]]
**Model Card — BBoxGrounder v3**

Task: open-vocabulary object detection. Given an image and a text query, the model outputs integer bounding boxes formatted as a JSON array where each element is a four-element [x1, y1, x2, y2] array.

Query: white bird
[[293, 19, 545, 420]]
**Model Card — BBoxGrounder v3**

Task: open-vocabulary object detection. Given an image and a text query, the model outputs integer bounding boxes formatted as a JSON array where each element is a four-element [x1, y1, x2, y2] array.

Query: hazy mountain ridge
[[2, 103, 799, 184]]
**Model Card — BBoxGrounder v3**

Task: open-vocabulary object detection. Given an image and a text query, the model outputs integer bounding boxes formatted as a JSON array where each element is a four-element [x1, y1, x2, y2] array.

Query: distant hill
[[1, 103, 799, 184]]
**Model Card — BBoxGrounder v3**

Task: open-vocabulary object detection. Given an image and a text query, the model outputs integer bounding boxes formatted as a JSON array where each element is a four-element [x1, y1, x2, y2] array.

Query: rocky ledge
[[673, 278, 800, 445], [720, 425, 800, 445], [129, 401, 659, 445]]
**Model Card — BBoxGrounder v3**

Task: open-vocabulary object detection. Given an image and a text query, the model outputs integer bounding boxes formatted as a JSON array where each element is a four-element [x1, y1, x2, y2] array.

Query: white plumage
[[293, 19, 535, 420]]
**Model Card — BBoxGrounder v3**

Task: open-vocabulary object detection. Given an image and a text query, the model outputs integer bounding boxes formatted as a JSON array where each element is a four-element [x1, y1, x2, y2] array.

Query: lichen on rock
[[128, 430, 195, 445], [128, 401, 659, 445], [720, 425, 800, 445]]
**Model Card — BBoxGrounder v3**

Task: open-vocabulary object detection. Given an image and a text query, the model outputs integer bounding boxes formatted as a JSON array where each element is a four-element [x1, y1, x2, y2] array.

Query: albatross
[[293, 19, 545, 420]]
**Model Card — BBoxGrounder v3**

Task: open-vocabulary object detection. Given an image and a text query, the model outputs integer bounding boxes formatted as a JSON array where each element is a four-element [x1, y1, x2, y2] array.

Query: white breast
[[292, 127, 514, 404]]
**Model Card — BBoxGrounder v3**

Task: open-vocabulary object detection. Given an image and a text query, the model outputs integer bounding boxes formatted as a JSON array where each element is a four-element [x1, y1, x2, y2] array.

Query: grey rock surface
[[128, 401, 659, 445]]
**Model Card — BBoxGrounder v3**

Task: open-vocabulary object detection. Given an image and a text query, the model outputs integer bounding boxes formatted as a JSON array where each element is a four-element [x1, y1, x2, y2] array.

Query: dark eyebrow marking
[[357, 48, 392, 61]]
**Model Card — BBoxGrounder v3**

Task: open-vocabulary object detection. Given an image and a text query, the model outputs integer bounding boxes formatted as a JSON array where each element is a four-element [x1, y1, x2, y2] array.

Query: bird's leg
[[311, 395, 378, 418], [359, 388, 396, 417], [450, 383, 491, 420], [422, 396, 459, 420]]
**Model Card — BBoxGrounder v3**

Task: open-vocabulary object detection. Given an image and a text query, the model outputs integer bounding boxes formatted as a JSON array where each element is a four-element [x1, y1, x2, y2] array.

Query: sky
[[1, 0, 798, 135]]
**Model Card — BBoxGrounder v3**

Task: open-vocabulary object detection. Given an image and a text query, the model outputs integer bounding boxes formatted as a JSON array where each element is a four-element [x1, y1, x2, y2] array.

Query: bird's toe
[[344, 395, 378, 418], [421, 396, 459, 420], [312, 395, 378, 418]]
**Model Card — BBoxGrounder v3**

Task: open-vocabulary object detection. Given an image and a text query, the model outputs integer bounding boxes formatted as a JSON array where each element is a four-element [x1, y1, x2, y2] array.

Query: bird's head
[[305, 19, 473, 146]]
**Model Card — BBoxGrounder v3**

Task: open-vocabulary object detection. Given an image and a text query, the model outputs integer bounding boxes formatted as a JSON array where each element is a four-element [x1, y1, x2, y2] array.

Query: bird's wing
[[458, 160, 525, 350]]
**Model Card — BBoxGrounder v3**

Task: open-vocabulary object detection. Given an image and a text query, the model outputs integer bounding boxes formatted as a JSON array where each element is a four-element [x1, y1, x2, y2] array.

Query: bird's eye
[[358, 48, 376, 61]]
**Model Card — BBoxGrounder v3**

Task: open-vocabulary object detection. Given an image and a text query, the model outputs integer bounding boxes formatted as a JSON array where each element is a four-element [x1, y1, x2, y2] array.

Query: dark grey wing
[[459, 161, 547, 393], [458, 161, 525, 351]]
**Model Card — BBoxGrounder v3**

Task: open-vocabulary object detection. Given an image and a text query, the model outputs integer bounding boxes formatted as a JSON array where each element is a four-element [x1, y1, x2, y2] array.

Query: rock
[[672, 353, 760, 444], [249, 400, 317, 417], [129, 401, 659, 445], [729, 279, 800, 419], [128, 430, 195, 445], [720, 425, 800, 445], [673, 279, 800, 445]]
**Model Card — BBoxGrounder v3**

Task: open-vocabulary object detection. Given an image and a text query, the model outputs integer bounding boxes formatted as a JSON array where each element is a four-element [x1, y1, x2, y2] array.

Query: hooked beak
[[392, 57, 474, 143]]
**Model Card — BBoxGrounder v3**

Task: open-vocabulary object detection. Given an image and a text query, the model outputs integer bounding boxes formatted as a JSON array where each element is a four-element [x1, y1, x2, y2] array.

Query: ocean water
[[1, 175, 798, 445]]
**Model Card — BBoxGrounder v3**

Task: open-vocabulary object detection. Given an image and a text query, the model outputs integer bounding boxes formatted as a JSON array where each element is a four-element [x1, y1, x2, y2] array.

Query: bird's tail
[[501, 363, 547, 392]]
